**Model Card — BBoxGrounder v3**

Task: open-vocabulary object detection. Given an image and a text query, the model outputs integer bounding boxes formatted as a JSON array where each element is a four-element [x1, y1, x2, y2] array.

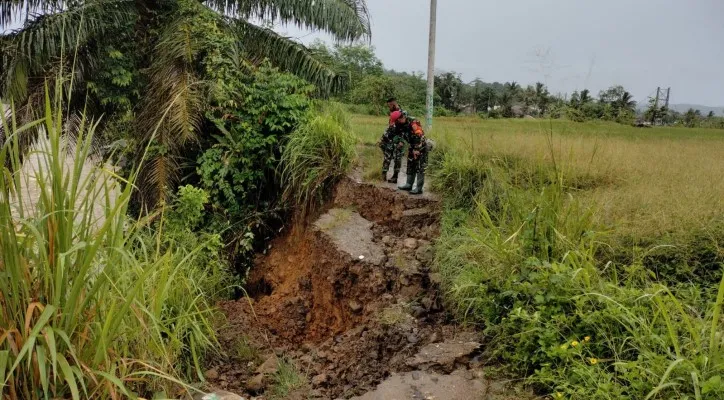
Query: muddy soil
[[204, 172, 533, 400]]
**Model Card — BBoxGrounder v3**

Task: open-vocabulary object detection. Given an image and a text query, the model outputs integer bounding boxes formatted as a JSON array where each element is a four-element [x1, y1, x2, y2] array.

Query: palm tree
[[0, 0, 370, 206], [616, 91, 636, 113], [498, 90, 514, 118], [505, 81, 520, 100], [579, 89, 592, 105], [534, 82, 550, 115]]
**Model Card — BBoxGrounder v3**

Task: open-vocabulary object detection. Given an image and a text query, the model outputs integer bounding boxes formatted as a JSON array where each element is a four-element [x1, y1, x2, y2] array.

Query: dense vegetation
[[353, 115, 724, 399], [2, 1, 722, 398], [0, 1, 366, 398], [0, 86, 357, 399], [313, 42, 724, 128]]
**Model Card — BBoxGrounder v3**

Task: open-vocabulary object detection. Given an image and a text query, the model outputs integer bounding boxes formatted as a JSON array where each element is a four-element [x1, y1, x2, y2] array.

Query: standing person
[[386, 97, 401, 113], [379, 98, 406, 183], [389, 111, 428, 195]]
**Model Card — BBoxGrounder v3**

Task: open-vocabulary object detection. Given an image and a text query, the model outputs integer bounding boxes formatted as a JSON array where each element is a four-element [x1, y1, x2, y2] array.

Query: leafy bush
[[197, 64, 313, 217], [0, 93, 223, 399], [279, 113, 357, 217]]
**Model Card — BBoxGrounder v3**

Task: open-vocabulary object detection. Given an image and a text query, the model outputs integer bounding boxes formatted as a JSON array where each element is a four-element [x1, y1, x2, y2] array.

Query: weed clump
[[279, 111, 357, 218]]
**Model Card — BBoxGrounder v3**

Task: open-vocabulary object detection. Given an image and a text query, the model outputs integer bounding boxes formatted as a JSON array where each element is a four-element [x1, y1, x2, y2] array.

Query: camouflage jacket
[[392, 116, 427, 151]]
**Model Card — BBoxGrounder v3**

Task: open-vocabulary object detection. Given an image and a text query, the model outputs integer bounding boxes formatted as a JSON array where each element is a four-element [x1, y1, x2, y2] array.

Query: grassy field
[[353, 115, 724, 241], [352, 114, 724, 399]]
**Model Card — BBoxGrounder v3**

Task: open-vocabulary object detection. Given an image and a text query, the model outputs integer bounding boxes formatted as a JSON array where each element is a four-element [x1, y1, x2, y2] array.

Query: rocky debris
[[406, 336, 482, 374], [314, 208, 386, 266], [351, 370, 487, 400], [348, 300, 363, 313], [403, 238, 418, 249], [333, 177, 440, 238]]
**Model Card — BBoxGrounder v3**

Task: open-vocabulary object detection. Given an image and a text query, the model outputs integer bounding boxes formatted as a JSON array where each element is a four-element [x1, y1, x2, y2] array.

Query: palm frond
[[208, 0, 370, 41], [230, 19, 347, 94], [0, 0, 67, 26], [135, 14, 204, 207], [1, 0, 136, 101], [136, 153, 180, 210]]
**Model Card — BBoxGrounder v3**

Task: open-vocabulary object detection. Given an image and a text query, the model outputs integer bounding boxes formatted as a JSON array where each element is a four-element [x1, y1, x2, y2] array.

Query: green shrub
[[198, 64, 313, 217], [279, 113, 357, 217]]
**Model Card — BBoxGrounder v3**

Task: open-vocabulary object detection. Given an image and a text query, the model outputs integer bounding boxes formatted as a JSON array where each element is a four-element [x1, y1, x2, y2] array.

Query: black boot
[[410, 172, 425, 195], [387, 171, 399, 183], [382, 171, 388, 181], [398, 173, 414, 191]]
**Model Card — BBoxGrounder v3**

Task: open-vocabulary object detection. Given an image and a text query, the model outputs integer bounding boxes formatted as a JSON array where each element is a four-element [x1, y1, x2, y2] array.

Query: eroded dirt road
[[203, 168, 533, 400]]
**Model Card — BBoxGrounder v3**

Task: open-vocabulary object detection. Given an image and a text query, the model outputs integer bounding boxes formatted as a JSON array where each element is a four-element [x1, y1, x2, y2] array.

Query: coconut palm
[[504, 81, 520, 100], [534, 82, 550, 115], [616, 91, 636, 113], [0, 0, 370, 206]]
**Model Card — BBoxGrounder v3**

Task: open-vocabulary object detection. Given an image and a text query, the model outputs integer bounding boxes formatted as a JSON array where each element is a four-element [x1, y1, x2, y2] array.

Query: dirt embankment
[[205, 177, 529, 400]]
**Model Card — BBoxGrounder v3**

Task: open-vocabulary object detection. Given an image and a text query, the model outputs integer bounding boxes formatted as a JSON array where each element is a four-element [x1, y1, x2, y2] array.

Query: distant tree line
[[311, 42, 723, 128]]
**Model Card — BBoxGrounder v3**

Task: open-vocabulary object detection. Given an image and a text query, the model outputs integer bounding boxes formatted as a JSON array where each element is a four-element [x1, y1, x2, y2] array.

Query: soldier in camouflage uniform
[[389, 111, 429, 195], [379, 98, 406, 183]]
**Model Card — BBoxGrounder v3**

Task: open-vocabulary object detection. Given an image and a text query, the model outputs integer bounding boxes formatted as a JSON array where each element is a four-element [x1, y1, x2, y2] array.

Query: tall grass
[[0, 89, 222, 398], [279, 109, 356, 218], [430, 133, 724, 398]]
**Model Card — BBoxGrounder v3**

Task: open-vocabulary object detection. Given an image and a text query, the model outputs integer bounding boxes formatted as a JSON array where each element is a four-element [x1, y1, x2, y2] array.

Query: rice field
[[352, 115, 724, 241]]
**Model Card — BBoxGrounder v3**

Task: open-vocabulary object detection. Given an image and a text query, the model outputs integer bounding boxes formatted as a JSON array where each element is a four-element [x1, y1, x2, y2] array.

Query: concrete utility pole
[[425, 0, 438, 132]]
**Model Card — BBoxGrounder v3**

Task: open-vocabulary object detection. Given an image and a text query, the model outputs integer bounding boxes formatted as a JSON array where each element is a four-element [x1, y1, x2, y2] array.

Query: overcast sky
[[281, 0, 724, 106], [4, 1, 723, 105]]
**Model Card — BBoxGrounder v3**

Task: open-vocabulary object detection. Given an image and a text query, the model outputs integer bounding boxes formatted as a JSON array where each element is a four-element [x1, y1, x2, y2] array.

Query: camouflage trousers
[[406, 148, 428, 177], [381, 139, 405, 175]]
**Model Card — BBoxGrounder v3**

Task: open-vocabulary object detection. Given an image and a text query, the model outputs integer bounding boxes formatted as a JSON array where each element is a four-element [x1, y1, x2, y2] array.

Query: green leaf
[[703, 375, 723, 394], [57, 354, 80, 400]]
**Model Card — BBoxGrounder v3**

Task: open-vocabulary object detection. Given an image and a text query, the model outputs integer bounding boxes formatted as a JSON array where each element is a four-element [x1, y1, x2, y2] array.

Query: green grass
[[269, 358, 307, 399], [233, 336, 263, 365], [352, 114, 724, 142], [279, 110, 357, 218], [352, 113, 724, 399], [0, 87, 224, 399]]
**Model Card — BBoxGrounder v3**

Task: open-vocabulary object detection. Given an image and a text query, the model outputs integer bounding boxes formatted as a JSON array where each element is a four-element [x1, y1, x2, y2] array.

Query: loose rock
[[201, 390, 246, 400], [349, 300, 363, 313], [196, 390, 246, 400], [406, 339, 481, 373], [255, 355, 278, 375], [204, 368, 220, 380], [245, 374, 266, 393], [312, 373, 329, 387], [415, 244, 434, 264], [403, 238, 418, 249]]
